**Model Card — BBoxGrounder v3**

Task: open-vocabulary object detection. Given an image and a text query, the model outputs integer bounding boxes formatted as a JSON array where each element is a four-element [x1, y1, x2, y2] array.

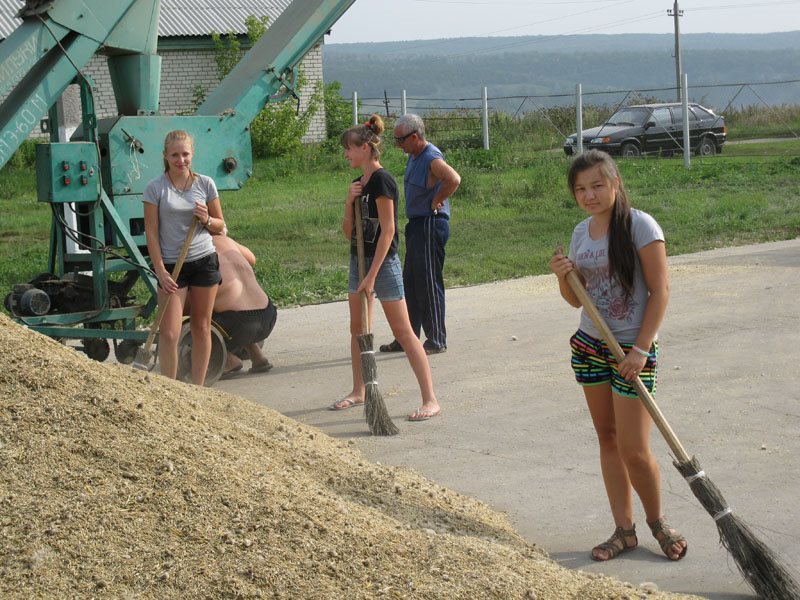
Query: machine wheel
[[620, 142, 641, 158], [175, 320, 227, 387], [695, 136, 716, 156], [82, 338, 110, 362], [115, 339, 141, 365]]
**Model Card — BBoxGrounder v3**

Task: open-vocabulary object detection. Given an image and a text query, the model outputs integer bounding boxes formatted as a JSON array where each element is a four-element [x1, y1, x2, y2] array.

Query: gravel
[[0, 314, 703, 599]]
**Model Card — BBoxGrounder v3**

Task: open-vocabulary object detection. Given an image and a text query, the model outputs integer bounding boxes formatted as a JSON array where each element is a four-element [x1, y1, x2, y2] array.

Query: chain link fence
[[351, 77, 800, 162]]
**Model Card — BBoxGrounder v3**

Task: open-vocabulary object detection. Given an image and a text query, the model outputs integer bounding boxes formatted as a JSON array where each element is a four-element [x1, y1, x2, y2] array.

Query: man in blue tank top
[[380, 114, 461, 355]]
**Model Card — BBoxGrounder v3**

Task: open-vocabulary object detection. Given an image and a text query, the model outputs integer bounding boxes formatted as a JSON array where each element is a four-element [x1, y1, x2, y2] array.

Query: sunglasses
[[394, 131, 416, 144]]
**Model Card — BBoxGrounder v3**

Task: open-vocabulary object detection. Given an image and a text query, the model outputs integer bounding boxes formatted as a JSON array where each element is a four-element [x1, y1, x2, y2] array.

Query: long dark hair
[[568, 150, 635, 297]]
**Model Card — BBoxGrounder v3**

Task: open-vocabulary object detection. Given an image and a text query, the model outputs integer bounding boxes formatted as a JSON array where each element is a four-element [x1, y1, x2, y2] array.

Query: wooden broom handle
[[565, 270, 691, 464], [353, 202, 370, 335]]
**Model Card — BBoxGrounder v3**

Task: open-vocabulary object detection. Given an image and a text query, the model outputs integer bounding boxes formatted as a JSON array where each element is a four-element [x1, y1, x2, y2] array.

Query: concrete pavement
[[218, 238, 800, 599]]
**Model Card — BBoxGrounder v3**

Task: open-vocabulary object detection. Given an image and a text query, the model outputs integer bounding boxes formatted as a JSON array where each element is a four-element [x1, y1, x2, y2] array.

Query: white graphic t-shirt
[[568, 209, 665, 343]]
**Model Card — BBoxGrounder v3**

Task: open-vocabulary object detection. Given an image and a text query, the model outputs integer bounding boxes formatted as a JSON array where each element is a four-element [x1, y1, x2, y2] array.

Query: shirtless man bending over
[[211, 234, 277, 375]]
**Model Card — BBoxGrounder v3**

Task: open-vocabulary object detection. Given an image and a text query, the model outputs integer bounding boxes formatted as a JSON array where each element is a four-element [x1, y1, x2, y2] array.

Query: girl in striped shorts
[[549, 150, 687, 563]]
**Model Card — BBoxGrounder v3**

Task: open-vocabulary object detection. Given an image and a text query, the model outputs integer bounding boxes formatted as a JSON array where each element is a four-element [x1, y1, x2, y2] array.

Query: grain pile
[[0, 314, 702, 599]]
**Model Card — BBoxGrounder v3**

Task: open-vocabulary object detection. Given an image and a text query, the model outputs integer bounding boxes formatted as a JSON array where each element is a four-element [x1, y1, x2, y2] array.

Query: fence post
[[576, 83, 583, 155], [401, 90, 407, 116], [681, 73, 691, 169], [481, 86, 489, 150], [352, 91, 358, 126]]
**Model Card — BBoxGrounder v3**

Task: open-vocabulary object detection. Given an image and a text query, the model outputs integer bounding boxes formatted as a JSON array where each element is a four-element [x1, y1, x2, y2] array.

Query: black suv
[[563, 103, 726, 158]]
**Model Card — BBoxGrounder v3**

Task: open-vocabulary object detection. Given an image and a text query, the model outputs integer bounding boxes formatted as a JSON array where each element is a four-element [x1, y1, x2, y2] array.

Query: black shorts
[[163, 252, 222, 289], [212, 299, 277, 350]]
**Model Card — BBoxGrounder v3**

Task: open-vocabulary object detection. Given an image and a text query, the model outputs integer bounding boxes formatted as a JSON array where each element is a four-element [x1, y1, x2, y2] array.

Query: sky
[[325, 0, 800, 44]]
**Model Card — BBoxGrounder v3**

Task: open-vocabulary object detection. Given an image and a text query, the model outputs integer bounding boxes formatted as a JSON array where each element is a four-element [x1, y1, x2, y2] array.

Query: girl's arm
[[617, 239, 669, 380], [357, 195, 395, 294], [194, 197, 225, 234], [634, 239, 669, 351], [143, 202, 177, 294], [342, 181, 362, 239]]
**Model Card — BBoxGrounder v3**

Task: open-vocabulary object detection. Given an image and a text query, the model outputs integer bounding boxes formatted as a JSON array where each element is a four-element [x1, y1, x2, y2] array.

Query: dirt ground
[[215, 238, 800, 600]]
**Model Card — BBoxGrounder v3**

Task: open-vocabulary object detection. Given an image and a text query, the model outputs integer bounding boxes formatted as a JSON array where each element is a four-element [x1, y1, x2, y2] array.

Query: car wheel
[[620, 142, 641, 158], [696, 137, 716, 156]]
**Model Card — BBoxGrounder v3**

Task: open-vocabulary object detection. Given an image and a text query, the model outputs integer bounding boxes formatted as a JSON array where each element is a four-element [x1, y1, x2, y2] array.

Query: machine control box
[[36, 143, 101, 203]]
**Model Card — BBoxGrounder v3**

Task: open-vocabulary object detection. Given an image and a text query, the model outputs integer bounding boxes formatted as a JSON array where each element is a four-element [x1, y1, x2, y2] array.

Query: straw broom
[[564, 267, 800, 600], [353, 204, 398, 436]]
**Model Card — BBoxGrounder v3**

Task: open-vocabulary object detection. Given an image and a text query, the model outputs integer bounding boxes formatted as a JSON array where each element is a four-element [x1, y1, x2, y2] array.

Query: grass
[[2, 132, 799, 309]]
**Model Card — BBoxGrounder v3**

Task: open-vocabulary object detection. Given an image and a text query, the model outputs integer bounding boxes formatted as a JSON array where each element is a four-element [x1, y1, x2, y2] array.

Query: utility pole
[[668, 0, 683, 102]]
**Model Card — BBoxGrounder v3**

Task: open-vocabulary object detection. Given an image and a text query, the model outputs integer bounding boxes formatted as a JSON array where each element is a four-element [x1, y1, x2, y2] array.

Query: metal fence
[[351, 76, 800, 165]]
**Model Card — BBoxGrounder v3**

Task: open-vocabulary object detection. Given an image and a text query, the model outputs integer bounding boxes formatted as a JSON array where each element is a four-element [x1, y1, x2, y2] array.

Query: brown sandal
[[647, 516, 688, 561], [591, 525, 638, 561]]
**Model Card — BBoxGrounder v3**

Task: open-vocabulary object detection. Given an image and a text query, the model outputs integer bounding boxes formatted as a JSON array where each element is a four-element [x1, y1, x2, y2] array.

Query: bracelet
[[631, 345, 651, 357], [205, 215, 212, 228]]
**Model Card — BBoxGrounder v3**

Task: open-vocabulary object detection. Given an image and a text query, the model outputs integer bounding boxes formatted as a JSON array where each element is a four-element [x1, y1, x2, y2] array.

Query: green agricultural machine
[[0, 0, 355, 382]]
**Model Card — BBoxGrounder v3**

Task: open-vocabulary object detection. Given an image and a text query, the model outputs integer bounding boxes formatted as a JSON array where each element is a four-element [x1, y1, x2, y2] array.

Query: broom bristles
[[357, 333, 398, 436], [675, 456, 800, 600]]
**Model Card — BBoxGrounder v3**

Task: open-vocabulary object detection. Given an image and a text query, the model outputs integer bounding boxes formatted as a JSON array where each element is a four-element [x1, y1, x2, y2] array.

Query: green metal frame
[[2, 0, 356, 354]]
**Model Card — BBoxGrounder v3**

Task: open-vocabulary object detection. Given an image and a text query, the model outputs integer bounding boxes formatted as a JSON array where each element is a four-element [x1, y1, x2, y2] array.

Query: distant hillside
[[323, 32, 800, 112]]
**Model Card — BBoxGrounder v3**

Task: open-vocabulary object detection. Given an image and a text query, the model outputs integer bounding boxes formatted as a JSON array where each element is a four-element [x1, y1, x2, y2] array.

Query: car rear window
[[690, 106, 713, 120]]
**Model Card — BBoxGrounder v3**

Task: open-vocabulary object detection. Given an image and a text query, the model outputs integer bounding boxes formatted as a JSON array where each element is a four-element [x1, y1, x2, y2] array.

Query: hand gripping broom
[[353, 204, 398, 436], [563, 266, 800, 600]]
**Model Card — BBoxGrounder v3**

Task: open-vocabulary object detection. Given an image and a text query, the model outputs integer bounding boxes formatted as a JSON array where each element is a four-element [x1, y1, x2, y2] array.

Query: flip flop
[[379, 340, 404, 353], [407, 407, 441, 421], [220, 364, 244, 380], [249, 360, 273, 374], [330, 398, 365, 411]]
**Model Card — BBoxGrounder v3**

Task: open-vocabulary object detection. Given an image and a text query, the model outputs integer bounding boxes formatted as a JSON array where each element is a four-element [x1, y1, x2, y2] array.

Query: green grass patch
[[2, 137, 799, 308]]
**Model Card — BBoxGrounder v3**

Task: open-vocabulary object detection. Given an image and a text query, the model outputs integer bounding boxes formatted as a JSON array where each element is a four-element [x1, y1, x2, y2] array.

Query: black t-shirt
[[350, 168, 399, 258]]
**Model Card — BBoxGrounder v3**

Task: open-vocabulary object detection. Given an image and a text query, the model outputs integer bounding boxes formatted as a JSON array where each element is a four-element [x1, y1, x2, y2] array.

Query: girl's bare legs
[[614, 392, 687, 560], [156, 287, 188, 379], [332, 292, 372, 408], [381, 298, 438, 412], [585, 384, 686, 560], [585, 383, 636, 551], [187, 284, 218, 386]]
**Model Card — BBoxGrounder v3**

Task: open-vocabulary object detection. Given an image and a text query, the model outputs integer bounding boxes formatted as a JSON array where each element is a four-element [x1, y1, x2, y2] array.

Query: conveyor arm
[[0, 0, 156, 170], [196, 0, 355, 123]]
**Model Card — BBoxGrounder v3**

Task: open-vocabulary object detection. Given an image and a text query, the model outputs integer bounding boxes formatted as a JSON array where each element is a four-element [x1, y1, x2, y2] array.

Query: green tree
[[323, 80, 354, 140], [210, 15, 322, 157]]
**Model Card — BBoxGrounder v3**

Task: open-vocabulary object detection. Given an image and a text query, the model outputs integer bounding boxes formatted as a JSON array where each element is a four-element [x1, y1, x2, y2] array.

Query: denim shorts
[[570, 329, 658, 398], [349, 253, 404, 301], [163, 252, 222, 289]]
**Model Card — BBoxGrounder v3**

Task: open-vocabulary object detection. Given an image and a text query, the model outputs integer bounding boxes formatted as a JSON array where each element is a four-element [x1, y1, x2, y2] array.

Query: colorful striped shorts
[[570, 329, 658, 398]]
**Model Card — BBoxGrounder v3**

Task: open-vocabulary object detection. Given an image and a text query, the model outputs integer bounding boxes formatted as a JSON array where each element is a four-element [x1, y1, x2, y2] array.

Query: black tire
[[696, 136, 716, 156], [176, 320, 227, 386], [83, 338, 110, 362], [620, 142, 641, 158], [115, 339, 141, 364]]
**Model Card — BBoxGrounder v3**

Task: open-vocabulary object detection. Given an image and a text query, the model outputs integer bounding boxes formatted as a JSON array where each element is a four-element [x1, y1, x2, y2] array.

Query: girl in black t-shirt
[[330, 115, 441, 422]]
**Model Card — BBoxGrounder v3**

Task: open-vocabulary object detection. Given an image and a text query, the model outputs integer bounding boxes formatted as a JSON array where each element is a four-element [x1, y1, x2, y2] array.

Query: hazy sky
[[326, 0, 800, 44]]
